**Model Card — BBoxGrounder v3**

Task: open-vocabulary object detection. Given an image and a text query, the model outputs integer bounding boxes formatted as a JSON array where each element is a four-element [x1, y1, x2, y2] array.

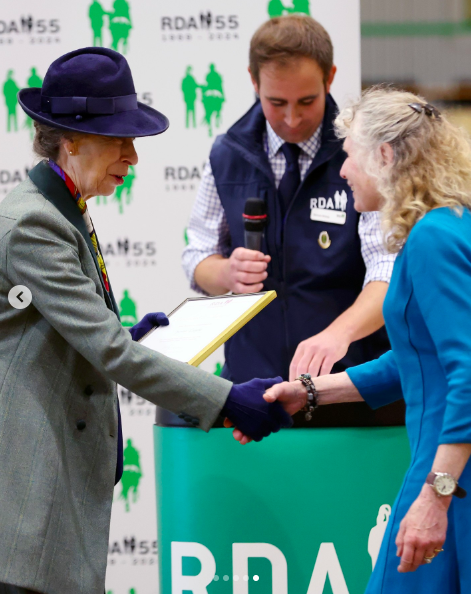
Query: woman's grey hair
[[32, 121, 71, 162]]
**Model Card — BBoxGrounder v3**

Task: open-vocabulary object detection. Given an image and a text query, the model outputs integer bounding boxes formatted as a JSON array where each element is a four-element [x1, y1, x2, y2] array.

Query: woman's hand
[[263, 380, 308, 416], [227, 372, 362, 444], [225, 380, 307, 445], [396, 484, 450, 573]]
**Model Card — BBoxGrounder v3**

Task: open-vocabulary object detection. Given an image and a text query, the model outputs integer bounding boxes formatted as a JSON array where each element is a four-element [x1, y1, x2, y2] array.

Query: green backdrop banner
[[154, 426, 410, 594]]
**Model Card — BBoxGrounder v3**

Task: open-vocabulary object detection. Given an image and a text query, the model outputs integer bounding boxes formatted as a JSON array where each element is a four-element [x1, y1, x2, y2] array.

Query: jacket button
[[76, 419, 86, 431], [84, 385, 94, 396]]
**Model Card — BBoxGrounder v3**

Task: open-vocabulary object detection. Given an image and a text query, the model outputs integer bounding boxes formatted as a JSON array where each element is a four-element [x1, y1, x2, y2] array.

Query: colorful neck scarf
[[48, 159, 110, 293]]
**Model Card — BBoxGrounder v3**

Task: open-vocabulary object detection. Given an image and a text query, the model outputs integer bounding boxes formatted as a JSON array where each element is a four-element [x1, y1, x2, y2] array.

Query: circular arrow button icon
[[8, 285, 33, 310]]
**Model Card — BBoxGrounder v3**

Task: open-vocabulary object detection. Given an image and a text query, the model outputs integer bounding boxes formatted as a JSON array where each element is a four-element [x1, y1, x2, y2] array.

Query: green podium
[[154, 425, 409, 594]]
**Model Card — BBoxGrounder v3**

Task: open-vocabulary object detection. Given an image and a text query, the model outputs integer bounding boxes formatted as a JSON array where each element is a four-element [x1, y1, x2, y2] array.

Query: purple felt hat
[[18, 47, 169, 137]]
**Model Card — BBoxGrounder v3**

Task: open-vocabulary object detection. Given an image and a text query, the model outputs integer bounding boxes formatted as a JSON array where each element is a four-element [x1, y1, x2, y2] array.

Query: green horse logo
[[119, 289, 138, 327], [96, 165, 136, 214], [181, 64, 225, 137], [24, 67, 43, 139], [118, 438, 143, 512], [267, 0, 310, 17], [89, 0, 133, 54], [3, 67, 42, 134], [3, 69, 20, 133]]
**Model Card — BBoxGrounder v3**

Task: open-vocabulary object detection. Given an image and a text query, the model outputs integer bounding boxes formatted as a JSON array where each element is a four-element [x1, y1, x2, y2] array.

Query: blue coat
[[210, 96, 401, 426], [347, 207, 471, 592]]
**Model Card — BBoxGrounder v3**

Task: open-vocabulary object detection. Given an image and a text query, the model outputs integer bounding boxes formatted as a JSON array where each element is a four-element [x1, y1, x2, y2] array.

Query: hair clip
[[408, 102, 441, 120]]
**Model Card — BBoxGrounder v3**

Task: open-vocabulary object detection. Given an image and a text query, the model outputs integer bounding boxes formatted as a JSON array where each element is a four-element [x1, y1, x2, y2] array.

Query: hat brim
[[18, 87, 169, 137]]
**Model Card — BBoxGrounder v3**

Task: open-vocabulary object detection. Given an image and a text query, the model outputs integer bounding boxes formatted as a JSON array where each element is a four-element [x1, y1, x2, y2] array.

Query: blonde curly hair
[[335, 86, 471, 253]]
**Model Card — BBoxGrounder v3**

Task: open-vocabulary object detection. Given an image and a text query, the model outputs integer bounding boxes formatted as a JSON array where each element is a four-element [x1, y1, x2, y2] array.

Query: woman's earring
[[69, 151, 73, 155]]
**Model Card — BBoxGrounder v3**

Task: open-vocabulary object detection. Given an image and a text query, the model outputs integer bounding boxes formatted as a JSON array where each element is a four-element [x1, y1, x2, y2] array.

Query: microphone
[[243, 198, 268, 252]]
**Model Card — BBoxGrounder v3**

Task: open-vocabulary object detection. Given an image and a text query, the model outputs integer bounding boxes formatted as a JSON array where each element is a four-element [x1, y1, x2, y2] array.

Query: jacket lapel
[[28, 161, 119, 318]]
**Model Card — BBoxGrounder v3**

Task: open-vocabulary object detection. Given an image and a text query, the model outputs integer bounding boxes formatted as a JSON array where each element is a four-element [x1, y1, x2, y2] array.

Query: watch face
[[435, 474, 456, 496]]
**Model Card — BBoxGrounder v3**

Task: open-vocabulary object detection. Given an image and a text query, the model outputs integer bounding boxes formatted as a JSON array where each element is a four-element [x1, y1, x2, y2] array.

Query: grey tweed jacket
[[0, 162, 231, 594]]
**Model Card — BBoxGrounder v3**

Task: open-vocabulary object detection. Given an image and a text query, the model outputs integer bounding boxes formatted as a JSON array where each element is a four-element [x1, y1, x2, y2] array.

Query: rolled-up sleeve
[[182, 160, 231, 292], [359, 212, 396, 287]]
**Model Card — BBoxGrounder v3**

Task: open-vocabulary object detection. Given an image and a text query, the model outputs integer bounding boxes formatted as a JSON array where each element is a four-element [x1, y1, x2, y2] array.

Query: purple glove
[[222, 377, 293, 442], [129, 312, 169, 342]]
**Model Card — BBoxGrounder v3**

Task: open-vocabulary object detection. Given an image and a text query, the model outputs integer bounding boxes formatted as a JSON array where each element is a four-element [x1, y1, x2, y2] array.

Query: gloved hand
[[129, 312, 169, 342], [221, 377, 293, 442]]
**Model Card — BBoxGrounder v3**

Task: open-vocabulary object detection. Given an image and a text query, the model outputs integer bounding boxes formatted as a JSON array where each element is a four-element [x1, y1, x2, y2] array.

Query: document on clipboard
[[139, 291, 276, 367]]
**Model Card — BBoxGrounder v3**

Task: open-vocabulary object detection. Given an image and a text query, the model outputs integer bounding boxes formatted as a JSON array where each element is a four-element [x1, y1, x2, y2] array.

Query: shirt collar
[[48, 159, 87, 216], [266, 120, 323, 160]]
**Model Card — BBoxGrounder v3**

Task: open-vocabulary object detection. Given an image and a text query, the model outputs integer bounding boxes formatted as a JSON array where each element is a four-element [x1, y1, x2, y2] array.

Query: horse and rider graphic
[[181, 64, 225, 137], [89, 0, 133, 54]]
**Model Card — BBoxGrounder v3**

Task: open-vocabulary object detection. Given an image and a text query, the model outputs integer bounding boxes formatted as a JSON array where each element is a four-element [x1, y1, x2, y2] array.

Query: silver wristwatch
[[426, 472, 467, 498]]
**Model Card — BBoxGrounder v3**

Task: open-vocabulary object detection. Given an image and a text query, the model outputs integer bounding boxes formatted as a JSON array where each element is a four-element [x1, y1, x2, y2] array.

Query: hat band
[[40, 93, 138, 115]]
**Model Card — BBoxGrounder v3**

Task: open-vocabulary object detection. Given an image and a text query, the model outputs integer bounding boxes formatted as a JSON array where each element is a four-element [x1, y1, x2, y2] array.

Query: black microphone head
[[243, 198, 267, 232], [244, 198, 266, 217]]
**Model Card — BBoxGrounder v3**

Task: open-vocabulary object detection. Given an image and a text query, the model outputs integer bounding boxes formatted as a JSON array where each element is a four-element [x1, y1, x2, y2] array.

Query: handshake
[[130, 313, 308, 443]]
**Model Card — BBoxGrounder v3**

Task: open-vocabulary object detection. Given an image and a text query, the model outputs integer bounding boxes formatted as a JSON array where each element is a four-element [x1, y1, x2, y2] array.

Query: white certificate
[[139, 291, 276, 366]]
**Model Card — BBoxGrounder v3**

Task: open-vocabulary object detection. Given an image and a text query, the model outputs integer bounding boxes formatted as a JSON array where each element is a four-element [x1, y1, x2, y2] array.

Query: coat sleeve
[[346, 350, 403, 409], [6, 208, 231, 432], [407, 213, 471, 445]]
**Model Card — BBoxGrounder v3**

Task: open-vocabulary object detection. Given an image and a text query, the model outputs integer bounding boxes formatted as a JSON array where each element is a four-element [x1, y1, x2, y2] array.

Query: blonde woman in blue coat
[[248, 87, 471, 593]]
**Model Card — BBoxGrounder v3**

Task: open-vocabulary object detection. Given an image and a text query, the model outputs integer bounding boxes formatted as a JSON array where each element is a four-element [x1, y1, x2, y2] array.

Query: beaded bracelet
[[294, 373, 319, 421]]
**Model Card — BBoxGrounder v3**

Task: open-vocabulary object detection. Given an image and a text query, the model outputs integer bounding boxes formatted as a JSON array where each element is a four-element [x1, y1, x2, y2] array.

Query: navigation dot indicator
[[8, 285, 32, 310]]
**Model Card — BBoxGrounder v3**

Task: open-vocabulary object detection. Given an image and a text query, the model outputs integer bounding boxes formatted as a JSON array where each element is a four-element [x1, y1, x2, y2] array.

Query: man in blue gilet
[[183, 15, 404, 426]]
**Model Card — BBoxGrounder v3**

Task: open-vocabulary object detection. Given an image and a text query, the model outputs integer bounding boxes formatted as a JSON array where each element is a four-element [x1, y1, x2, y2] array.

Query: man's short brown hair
[[249, 15, 334, 86]]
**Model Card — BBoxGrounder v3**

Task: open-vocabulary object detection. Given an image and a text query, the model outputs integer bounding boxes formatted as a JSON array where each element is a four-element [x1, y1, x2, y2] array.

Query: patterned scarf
[[48, 159, 110, 293]]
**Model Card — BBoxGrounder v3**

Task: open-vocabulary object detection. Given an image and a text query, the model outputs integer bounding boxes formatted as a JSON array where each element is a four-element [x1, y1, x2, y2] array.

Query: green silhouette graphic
[[119, 438, 143, 512], [267, 0, 310, 17], [96, 165, 136, 213], [268, 0, 286, 17], [290, 0, 310, 14], [24, 68, 43, 139], [184, 227, 189, 246], [182, 64, 225, 137], [89, 0, 107, 46], [119, 289, 138, 327], [182, 66, 199, 128], [214, 362, 223, 376], [109, 0, 132, 54], [114, 164, 135, 214], [202, 63, 225, 137], [87, 0, 133, 54], [3, 70, 20, 132]]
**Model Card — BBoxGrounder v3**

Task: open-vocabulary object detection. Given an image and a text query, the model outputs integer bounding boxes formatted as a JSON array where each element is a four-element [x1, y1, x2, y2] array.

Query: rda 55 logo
[[161, 11, 239, 42], [0, 167, 30, 197], [108, 535, 157, 566], [102, 239, 157, 268], [0, 15, 60, 44]]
